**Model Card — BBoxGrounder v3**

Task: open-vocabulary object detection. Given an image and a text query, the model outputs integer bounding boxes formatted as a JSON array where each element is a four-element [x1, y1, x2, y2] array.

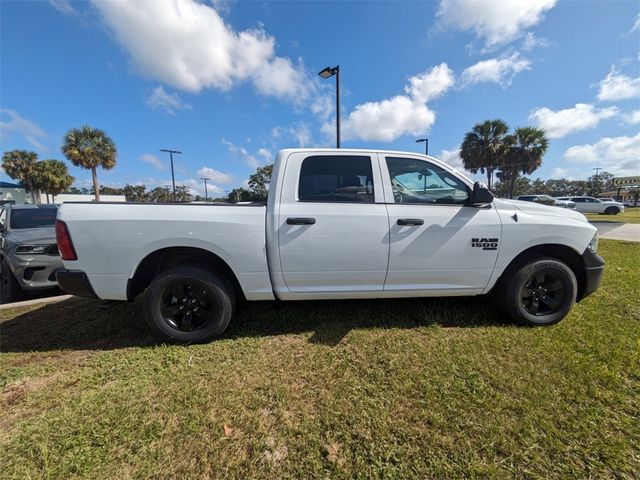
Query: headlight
[[587, 233, 599, 253], [16, 245, 49, 255]]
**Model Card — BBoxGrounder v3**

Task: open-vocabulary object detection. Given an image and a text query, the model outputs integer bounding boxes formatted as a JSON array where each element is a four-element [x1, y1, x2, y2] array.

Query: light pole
[[318, 65, 340, 148], [200, 177, 210, 201], [416, 137, 429, 155], [592, 167, 602, 196], [160, 149, 182, 201]]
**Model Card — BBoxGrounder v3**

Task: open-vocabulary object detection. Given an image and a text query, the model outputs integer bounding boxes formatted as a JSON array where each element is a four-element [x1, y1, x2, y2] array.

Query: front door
[[277, 152, 389, 294], [381, 155, 501, 294]]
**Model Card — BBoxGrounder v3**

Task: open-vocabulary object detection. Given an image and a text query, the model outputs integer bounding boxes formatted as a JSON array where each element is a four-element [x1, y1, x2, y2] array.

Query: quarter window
[[298, 155, 375, 203], [386, 157, 469, 205]]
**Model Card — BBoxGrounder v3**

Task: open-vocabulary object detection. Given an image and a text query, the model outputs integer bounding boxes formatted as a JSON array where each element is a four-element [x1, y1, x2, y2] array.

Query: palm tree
[[32, 159, 75, 203], [502, 127, 548, 198], [1, 150, 39, 203], [62, 126, 117, 202], [460, 119, 510, 190]]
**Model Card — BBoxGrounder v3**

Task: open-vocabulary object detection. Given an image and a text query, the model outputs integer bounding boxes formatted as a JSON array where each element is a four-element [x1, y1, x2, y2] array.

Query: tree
[[123, 184, 148, 202], [460, 119, 510, 190], [147, 185, 193, 203], [248, 164, 273, 201], [31, 159, 74, 202], [62, 126, 117, 202], [587, 171, 613, 196], [501, 127, 548, 198], [2, 150, 39, 202], [226, 187, 252, 203]]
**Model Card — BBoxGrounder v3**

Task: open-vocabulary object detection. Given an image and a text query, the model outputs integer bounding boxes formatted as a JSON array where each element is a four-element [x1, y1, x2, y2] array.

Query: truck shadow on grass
[[0, 296, 510, 353]]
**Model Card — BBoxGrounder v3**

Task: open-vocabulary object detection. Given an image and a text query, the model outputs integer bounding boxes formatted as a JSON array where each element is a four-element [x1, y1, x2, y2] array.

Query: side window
[[0, 209, 6, 228], [572, 198, 586, 203], [298, 155, 375, 203], [386, 157, 469, 205]]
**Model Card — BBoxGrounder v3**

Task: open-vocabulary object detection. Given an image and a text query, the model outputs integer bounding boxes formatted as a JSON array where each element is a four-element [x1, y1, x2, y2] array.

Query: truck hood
[[495, 198, 587, 222], [7, 227, 56, 245]]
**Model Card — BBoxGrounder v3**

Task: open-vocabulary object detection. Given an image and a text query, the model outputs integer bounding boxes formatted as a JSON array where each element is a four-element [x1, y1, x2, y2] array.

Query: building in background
[[0, 181, 27, 204], [37, 193, 126, 203]]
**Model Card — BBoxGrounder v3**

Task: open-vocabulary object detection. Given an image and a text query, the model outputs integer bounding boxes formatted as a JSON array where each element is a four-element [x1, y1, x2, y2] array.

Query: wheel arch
[[127, 246, 244, 302], [494, 243, 588, 301]]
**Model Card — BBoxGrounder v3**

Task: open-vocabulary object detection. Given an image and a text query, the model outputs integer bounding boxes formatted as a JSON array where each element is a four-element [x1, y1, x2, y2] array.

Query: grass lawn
[[1, 240, 638, 479], [586, 207, 640, 224]]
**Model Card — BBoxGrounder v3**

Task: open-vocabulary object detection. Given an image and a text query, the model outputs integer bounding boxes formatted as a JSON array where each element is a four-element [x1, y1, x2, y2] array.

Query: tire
[[0, 260, 24, 304], [604, 206, 619, 215], [143, 265, 235, 344], [497, 256, 577, 326]]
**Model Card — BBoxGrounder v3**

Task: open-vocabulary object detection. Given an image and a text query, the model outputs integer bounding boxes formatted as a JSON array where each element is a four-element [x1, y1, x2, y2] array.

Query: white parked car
[[55, 149, 604, 343], [516, 195, 575, 209], [556, 196, 624, 215]]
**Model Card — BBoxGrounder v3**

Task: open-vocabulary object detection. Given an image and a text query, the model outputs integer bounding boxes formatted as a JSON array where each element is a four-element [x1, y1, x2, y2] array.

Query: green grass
[[586, 207, 640, 224], [1, 240, 638, 479]]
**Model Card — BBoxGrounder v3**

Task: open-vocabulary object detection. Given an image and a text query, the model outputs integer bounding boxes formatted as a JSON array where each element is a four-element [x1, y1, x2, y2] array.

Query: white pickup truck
[[56, 149, 604, 343]]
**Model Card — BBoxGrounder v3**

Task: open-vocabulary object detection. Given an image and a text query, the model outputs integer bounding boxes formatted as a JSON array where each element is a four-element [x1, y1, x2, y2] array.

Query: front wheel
[[604, 206, 619, 215], [144, 265, 235, 344], [498, 257, 577, 326]]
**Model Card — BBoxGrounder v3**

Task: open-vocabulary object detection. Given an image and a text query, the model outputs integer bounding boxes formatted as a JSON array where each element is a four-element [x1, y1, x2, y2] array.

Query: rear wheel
[[604, 206, 619, 215], [497, 257, 577, 326], [144, 265, 235, 344], [0, 260, 23, 304]]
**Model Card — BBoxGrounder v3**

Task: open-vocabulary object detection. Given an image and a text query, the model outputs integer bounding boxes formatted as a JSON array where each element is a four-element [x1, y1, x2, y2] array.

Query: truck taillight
[[55, 220, 77, 261]]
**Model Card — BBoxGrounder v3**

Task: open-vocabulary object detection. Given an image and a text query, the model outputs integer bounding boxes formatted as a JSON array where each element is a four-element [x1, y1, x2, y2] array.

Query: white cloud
[[460, 53, 531, 87], [563, 132, 640, 176], [196, 167, 233, 184], [436, 0, 557, 49], [529, 103, 618, 138], [342, 63, 454, 143], [92, 0, 311, 101], [630, 13, 640, 33], [146, 86, 192, 115], [257, 148, 273, 163], [437, 147, 464, 171], [624, 110, 640, 125], [140, 153, 166, 170], [272, 122, 313, 147], [0, 109, 48, 151], [550, 167, 570, 179], [48, 0, 76, 15], [221, 139, 261, 168], [404, 63, 455, 103], [596, 69, 640, 102], [521, 32, 550, 51]]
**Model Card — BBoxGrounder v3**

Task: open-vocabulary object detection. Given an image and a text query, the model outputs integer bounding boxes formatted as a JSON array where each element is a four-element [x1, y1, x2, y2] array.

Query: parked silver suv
[[0, 204, 62, 303], [516, 195, 576, 209]]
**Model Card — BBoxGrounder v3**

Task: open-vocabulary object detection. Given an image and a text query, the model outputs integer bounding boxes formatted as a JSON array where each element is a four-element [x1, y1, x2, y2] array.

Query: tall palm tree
[[62, 126, 117, 202], [32, 159, 74, 203], [1, 150, 39, 203], [460, 119, 510, 190], [502, 127, 548, 198]]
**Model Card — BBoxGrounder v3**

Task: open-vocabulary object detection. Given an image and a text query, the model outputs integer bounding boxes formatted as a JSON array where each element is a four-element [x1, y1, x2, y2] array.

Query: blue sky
[[1, 0, 639, 197]]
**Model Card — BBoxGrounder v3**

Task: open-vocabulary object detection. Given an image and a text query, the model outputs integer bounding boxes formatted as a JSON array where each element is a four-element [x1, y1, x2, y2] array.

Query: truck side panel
[[58, 203, 274, 301]]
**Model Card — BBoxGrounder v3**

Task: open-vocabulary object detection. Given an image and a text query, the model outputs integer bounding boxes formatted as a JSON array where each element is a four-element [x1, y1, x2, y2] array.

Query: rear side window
[[298, 155, 375, 203]]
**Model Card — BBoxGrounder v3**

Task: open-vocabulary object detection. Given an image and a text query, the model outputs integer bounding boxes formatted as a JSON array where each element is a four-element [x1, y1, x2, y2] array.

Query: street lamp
[[160, 149, 182, 201], [200, 177, 210, 201], [416, 137, 429, 155], [318, 65, 340, 148]]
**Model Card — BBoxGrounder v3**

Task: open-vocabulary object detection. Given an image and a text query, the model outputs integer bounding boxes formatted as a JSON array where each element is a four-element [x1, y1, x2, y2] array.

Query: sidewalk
[[0, 294, 72, 310], [592, 222, 640, 242]]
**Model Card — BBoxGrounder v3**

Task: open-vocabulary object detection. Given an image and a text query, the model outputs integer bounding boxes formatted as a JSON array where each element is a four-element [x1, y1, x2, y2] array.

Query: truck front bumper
[[55, 270, 98, 299], [578, 248, 605, 301]]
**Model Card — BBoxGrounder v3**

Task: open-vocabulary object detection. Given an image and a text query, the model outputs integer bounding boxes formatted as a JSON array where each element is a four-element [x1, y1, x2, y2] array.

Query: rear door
[[276, 152, 390, 294], [381, 154, 501, 294]]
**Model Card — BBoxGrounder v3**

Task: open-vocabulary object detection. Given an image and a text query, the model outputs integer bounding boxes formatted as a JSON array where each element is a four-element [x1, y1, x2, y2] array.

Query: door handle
[[397, 218, 424, 226], [287, 217, 316, 225]]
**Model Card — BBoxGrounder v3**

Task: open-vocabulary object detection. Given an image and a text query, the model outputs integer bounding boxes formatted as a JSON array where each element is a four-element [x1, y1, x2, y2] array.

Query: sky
[[1, 0, 639, 197]]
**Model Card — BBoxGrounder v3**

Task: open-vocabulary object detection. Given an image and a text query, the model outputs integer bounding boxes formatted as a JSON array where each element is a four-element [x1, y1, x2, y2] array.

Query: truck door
[[380, 154, 501, 295], [275, 152, 389, 295]]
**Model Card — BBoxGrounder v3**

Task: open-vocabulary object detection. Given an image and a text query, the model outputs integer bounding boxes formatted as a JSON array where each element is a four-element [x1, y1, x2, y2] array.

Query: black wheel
[[0, 260, 23, 304], [604, 206, 619, 215], [144, 265, 235, 344], [498, 257, 577, 326]]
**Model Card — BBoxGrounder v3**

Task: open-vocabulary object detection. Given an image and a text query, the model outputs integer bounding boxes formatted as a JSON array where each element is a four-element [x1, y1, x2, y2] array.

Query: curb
[[0, 294, 73, 310]]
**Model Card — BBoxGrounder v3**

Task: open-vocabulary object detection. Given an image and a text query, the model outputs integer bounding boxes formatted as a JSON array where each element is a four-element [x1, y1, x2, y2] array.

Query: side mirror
[[470, 181, 494, 205]]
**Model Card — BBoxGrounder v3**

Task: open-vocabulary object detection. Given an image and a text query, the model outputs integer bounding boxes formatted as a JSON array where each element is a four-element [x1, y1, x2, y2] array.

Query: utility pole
[[160, 149, 182, 201], [200, 177, 209, 201], [592, 167, 602, 196]]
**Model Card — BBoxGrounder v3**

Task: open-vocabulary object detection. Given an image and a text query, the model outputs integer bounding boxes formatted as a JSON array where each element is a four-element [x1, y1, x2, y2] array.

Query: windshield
[[10, 208, 57, 229]]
